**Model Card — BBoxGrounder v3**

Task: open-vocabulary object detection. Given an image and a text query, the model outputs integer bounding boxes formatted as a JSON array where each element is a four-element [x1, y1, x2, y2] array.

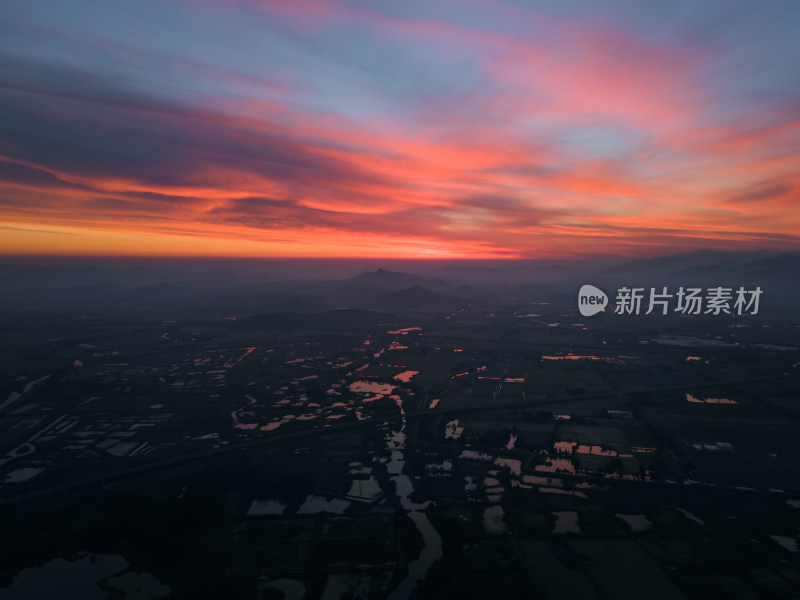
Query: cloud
[[1, 1, 799, 257], [730, 181, 795, 203]]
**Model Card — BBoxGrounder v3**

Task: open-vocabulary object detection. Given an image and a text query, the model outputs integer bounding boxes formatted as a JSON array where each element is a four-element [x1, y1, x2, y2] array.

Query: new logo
[[578, 284, 608, 317]]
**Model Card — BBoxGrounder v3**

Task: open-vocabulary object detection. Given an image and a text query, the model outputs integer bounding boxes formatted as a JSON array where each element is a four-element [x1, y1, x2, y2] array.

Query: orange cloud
[[2, 1, 799, 258]]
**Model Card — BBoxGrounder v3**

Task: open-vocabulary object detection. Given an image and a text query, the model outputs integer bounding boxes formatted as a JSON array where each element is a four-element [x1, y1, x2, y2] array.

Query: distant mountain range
[[355, 268, 454, 293], [610, 250, 800, 285], [2, 249, 798, 313], [619, 249, 796, 270]]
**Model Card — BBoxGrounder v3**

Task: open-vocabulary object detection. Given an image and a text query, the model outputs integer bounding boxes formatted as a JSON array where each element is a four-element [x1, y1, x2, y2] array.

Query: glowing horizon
[[1, 1, 799, 259]]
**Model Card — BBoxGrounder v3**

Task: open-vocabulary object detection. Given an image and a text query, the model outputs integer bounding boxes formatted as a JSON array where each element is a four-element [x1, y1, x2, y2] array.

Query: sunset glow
[[1, 1, 798, 258]]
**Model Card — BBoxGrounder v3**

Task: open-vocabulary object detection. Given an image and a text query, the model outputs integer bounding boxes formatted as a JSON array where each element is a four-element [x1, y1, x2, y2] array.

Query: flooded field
[[1, 259, 800, 599], [0, 553, 168, 600]]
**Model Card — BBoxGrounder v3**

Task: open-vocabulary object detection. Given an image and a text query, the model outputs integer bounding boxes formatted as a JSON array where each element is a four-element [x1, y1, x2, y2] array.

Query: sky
[[0, 0, 798, 259]]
